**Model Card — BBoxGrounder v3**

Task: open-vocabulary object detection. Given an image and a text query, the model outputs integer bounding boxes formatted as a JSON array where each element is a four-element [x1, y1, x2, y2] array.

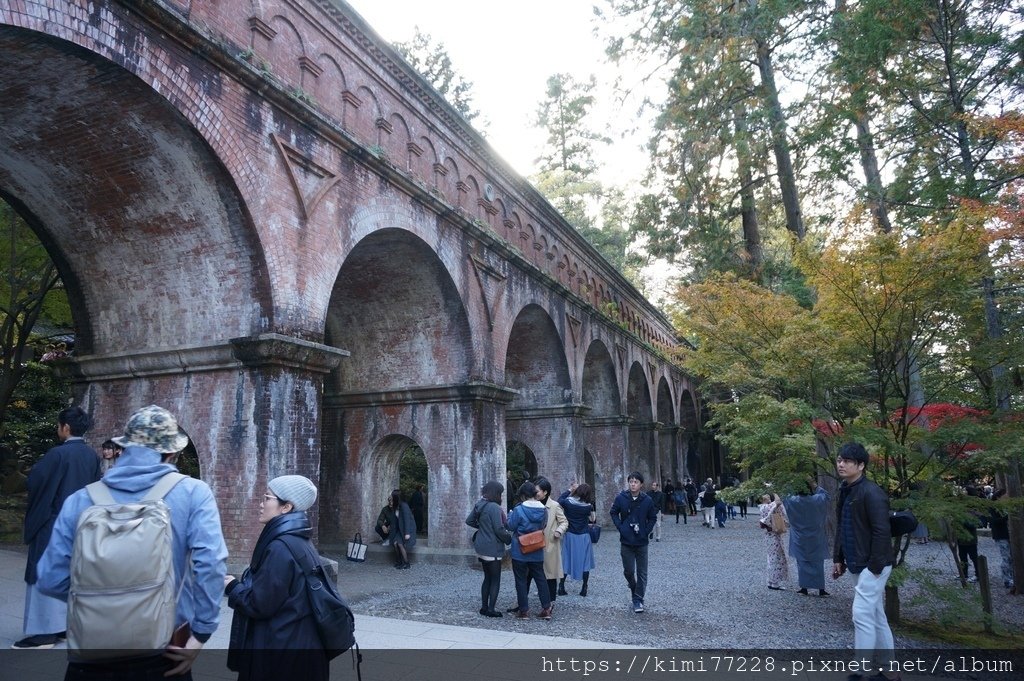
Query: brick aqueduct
[[0, 0, 721, 558]]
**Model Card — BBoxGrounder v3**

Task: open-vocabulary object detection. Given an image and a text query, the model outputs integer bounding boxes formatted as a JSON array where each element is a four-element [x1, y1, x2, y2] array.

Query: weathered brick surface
[[0, 0, 715, 559]]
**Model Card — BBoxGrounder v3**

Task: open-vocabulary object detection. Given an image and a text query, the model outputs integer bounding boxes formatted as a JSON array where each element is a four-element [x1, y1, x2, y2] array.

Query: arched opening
[[399, 444, 428, 536], [0, 28, 270, 557], [626, 362, 654, 483], [364, 434, 427, 536], [581, 339, 621, 517], [656, 377, 675, 485], [503, 305, 573, 483], [506, 440, 538, 486], [0, 27, 269, 358], [320, 228, 472, 543]]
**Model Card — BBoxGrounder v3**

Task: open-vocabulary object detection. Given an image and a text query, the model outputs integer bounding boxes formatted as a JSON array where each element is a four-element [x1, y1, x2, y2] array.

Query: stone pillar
[[505, 404, 588, 493], [628, 421, 658, 485], [62, 334, 348, 563], [583, 415, 630, 521], [321, 382, 516, 552]]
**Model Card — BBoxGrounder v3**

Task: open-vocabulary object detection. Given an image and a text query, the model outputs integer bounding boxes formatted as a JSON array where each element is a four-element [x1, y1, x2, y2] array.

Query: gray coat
[[784, 487, 830, 563], [467, 499, 511, 558]]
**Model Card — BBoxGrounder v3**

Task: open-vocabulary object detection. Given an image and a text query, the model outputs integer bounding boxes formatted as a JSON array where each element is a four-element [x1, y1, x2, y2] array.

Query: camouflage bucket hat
[[112, 405, 189, 454]]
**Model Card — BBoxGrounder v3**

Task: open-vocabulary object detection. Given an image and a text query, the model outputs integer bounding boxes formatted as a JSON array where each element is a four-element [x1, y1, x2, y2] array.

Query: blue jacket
[[36, 445, 228, 640], [507, 500, 547, 562], [609, 490, 657, 546], [557, 491, 595, 535]]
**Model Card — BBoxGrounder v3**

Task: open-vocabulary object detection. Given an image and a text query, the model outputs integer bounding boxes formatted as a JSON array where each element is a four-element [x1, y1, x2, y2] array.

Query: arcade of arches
[[0, 0, 726, 559]]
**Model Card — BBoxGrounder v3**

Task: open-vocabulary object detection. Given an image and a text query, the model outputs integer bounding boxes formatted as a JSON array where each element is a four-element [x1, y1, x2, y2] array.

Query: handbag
[[587, 523, 601, 544], [517, 529, 546, 554], [770, 507, 788, 534], [346, 532, 367, 562], [279, 537, 360, 669]]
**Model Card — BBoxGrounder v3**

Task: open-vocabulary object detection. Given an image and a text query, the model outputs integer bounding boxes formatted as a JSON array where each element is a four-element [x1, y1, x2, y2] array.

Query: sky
[[343, 0, 657, 189]]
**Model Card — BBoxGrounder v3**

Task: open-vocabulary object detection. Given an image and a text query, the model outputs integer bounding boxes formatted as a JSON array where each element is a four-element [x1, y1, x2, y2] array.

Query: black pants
[[479, 558, 501, 611], [513, 560, 550, 612], [620, 543, 649, 602], [958, 542, 979, 578]]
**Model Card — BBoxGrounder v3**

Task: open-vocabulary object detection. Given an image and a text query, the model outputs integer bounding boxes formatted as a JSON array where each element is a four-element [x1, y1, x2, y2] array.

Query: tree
[[529, 74, 648, 282], [393, 27, 482, 126], [0, 199, 70, 440]]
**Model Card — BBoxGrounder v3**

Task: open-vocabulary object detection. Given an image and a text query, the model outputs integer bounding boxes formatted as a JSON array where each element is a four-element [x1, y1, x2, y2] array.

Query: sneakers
[[11, 634, 60, 649], [633, 599, 645, 613]]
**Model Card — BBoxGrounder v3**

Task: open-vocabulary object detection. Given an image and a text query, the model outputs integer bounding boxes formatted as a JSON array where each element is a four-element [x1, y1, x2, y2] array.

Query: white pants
[[702, 507, 715, 526], [653, 512, 662, 540], [852, 566, 894, 668]]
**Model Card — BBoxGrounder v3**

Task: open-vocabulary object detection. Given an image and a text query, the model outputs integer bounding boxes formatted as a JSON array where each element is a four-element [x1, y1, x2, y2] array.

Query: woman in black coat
[[225, 475, 327, 681], [466, 480, 512, 616], [387, 489, 417, 569]]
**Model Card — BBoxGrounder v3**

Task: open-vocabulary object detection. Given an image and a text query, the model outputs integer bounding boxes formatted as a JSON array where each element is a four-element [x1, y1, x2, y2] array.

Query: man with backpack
[[37, 405, 228, 680], [16, 407, 100, 650]]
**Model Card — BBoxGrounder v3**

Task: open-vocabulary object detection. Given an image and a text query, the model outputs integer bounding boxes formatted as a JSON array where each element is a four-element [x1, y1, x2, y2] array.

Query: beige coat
[[542, 496, 569, 579]]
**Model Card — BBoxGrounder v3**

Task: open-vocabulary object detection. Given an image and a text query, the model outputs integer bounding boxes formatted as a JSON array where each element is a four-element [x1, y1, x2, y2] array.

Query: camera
[[630, 523, 640, 534]]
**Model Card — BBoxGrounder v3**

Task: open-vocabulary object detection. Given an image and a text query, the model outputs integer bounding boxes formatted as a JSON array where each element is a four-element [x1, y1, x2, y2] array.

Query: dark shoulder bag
[[280, 536, 362, 680]]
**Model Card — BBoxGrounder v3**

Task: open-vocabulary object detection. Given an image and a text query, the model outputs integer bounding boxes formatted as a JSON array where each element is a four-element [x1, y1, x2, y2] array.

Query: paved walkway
[[0, 546, 992, 681], [0, 547, 615, 651]]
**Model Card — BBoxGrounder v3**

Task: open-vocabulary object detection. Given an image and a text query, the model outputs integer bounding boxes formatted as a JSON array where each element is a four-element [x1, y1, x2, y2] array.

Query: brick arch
[[267, 14, 305, 88], [582, 339, 620, 416], [0, 26, 271, 355], [627, 361, 653, 421], [314, 53, 347, 121], [356, 434, 424, 548], [413, 134, 436, 185], [679, 390, 699, 432], [352, 84, 381, 144], [323, 228, 473, 392], [386, 112, 410, 168], [657, 376, 674, 424], [504, 303, 572, 409]]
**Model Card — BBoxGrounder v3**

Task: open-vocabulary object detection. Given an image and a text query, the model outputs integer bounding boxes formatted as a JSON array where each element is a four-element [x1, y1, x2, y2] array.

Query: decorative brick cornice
[[407, 141, 423, 157], [477, 198, 498, 215], [375, 117, 393, 134], [341, 90, 362, 107], [433, 162, 448, 176], [248, 16, 276, 41], [56, 334, 349, 382], [324, 382, 517, 408], [298, 56, 323, 78], [455, 181, 469, 194], [506, 404, 591, 421]]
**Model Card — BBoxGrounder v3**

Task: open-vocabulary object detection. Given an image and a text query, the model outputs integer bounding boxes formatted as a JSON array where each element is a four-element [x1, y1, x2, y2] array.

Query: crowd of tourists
[[18, 404, 335, 681]]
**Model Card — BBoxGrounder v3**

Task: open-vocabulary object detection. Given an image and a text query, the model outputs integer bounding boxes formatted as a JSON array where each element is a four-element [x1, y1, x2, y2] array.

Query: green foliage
[[0, 199, 71, 439], [0, 361, 71, 467], [398, 444, 427, 500]]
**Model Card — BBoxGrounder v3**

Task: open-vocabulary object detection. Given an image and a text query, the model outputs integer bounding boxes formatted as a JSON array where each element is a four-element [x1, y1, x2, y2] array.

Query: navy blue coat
[[226, 512, 328, 681], [23, 437, 99, 583]]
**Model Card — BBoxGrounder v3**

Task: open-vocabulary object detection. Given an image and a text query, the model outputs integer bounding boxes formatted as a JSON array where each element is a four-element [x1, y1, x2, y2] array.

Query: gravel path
[[329, 513, 1022, 648]]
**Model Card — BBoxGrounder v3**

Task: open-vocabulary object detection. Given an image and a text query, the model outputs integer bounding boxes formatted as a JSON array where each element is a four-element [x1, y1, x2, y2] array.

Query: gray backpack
[[67, 473, 185, 660]]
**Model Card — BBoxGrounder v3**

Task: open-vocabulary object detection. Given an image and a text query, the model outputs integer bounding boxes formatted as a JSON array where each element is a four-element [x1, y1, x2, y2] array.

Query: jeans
[[512, 560, 550, 612], [480, 558, 502, 611], [852, 566, 894, 668], [620, 543, 649, 603]]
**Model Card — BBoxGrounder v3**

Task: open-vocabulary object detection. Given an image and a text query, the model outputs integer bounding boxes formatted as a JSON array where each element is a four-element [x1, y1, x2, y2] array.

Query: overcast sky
[[343, 0, 657, 188]]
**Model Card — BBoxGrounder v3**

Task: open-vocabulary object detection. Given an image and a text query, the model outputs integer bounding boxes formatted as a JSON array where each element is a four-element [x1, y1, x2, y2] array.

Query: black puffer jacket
[[226, 511, 328, 681], [833, 476, 894, 575]]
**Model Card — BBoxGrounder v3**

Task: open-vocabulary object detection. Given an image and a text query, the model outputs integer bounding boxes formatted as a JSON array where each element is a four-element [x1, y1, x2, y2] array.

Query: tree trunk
[[733, 103, 763, 274], [884, 584, 900, 624], [756, 40, 804, 240], [854, 113, 892, 234]]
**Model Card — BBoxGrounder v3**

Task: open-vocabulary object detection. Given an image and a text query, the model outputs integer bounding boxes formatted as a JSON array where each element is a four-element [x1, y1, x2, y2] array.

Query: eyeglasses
[[262, 494, 279, 503]]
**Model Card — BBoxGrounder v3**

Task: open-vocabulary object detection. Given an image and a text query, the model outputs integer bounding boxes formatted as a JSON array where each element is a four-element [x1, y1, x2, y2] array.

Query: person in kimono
[[784, 477, 831, 597]]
